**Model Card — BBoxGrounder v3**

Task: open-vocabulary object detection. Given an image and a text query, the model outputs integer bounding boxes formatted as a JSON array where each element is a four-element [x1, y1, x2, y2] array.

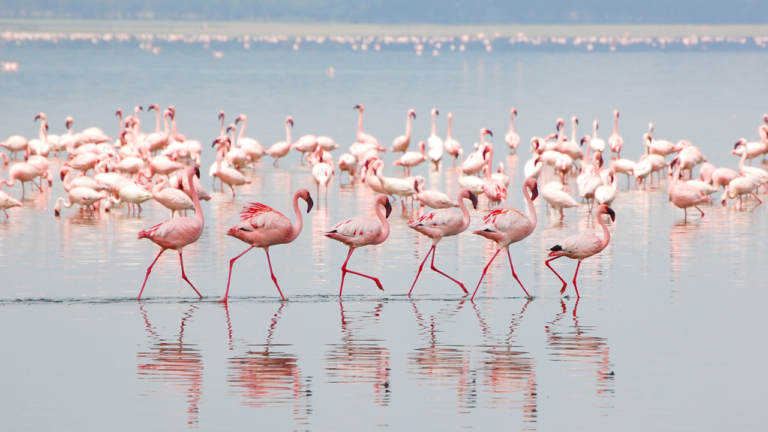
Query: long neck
[[216, 145, 224, 171], [597, 211, 610, 252], [163, 114, 169, 135], [593, 123, 598, 139], [613, 115, 619, 134], [523, 185, 537, 231], [118, 113, 123, 135], [154, 110, 161, 133], [288, 192, 304, 242], [39, 121, 46, 140], [405, 114, 412, 139], [458, 195, 471, 232], [152, 177, 166, 194], [739, 146, 747, 171], [238, 118, 246, 140], [571, 120, 576, 143], [374, 203, 390, 244], [431, 113, 437, 136], [357, 110, 364, 136], [172, 115, 178, 135], [446, 116, 452, 139], [187, 171, 203, 223], [285, 122, 292, 145], [509, 113, 515, 133]]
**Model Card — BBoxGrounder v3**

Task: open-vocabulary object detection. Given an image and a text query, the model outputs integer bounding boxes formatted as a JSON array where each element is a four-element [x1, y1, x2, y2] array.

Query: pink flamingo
[[471, 178, 538, 300], [504, 108, 519, 153], [669, 158, 710, 220], [545, 205, 615, 298], [394, 141, 426, 176], [325, 194, 392, 296], [408, 188, 478, 295], [391, 109, 416, 154], [353, 105, 380, 147], [222, 188, 314, 302], [608, 109, 623, 157], [137, 166, 204, 300]]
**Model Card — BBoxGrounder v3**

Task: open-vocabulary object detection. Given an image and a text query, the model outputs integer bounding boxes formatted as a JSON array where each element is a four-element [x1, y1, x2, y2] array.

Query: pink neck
[[289, 191, 304, 242], [154, 110, 161, 134], [613, 115, 619, 134], [405, 114, 412, 139], [163, 113, 169, 135], [571, 120, 577, 143], [238, 118, 247, 141], [186, 170, 203, 223], [597, 211, 610, 252], [509, 113, 515, 133], [117, 112, 123, 135], [458, 193, 471, 232], [431, 112, 437, 136], [357, 110, 364, 137], [523, 183, 537, 231], [447, 116, 453, 139], [285, 122, 292, 145], [374, 201, 390, 244]]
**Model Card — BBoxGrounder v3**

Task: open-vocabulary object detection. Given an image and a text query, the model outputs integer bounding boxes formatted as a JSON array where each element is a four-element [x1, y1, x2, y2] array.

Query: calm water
[[1, 45, 768, 431]]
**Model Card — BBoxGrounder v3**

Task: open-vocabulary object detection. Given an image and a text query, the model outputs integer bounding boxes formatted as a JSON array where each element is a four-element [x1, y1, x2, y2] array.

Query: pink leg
[[221, 246, 255, 302], [178, 252, 203, 299], [471, 249, 502, 300], [545, 256, 568, 294], [138, 249, 166, 300], [572, 261, 582, 298], [684, 208, 687, 220], [339, 248, 354, 296], [340, 247, 384, 295], [264, 249, 287, 301], [506, 249, 531, 297], [430, 245, 468, 294], [753, 193, 763, 204], [230, 184, 236, 198], [138, 204, 143, 213], [695, 206, 705, 217], [408, 245, 434, 296], [3, 209, 8, 219]]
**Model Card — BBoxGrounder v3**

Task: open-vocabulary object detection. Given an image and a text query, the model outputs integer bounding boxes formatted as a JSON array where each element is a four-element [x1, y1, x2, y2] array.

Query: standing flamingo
[[353, 105, 380, 147], [444, 112, 463, 166], [590, 120, 605, 154], [545, 205, 615, 298], [408, 188, 478, 295], [669, 158, 710, 219], [427, 108, 443, 170], [608, 110, 623, 157], [325, 194, 392, 296], [471, 178, 538, 300], [394, 141, 426, 176], [223, 188, 314, 301], [505, 108, 520, 153], [392, 109, 415, 154], [265, 117, 293, 167], [137, 166, 205, 300]]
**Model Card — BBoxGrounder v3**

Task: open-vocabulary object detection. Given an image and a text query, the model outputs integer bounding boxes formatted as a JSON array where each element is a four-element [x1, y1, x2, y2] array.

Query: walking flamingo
[[137, 166, 205, 300], [265, 117, 293, 167], [0, 162, 45, 197], [222, 188, 314, 301], [408, 188, 478, 295], [545, 205, 615, 298], [540, 181, 578, 219], [353, 105, 380, 147], [394, 141, 426, 176], [310, 146, 333, 203], [608, 110, 623, 157], [325, 194, 392, 296], [505, 108, 520, 153], [471, 178, 539, 300], [391, 109, 415, 154]]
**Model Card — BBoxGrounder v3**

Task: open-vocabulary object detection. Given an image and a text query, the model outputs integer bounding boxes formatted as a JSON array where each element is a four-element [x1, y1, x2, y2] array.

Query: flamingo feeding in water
[[471, 178, 539, 300], [137, 166, 205, 300], [407, 188, 478, 295], [325, 194, 392, 296], [222, 188, 314, 301], [545, 205, 615, 298]]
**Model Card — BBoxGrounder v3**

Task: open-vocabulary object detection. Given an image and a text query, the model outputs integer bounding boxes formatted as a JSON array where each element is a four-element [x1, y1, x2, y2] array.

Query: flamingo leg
[[753, 193, 763, 204], [230, 184, 236, 198], [138, 248, 166, 300], [545, 256, 568, 294], [178, 252, 203, 299], [471, 249, 502, 300], [430, 245, 468, 293], [222, 245, 255, 302], [572, 261, 582, 298], [408, 245, 434, 296], [684, 208, 688, 220], [264, 248, 287, 301], [695, 205, 705, 217], [3, 209, 8, 219], [32, 179, 42, 192], [506, 249, 531, 297], [340, 247, 384, 294]]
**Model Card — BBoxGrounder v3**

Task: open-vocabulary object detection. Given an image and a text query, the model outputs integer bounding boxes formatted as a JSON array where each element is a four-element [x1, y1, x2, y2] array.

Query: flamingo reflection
[[226, 303, 311, 422], [138, 305, 203, 427], [325, 302, 391, 406], [472, 301, 537, 422], [546, 300, 615, 398], [409, 301, 476, 412]]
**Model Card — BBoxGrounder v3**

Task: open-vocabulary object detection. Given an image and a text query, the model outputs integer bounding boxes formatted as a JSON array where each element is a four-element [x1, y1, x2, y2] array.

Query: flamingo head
[[526, 178, 538, 201], [580, 135, 590, 146], [555, 118, 564, 131], [615, 109, 620, 118], [572, 116, 578, 125], [227, 124, 235, 134], [354, 105, 363, 111], [481, 128, 493, 137], [298, 188, 313, 213], [136, 105, 143, 112], [432, 108, 439, 116], [44, 122, 48, 131], [213, 136, 230, 148], [59, 167, 68, 181], [534, 157, 542, 166], [115, 109, 122, 117], [287, 117, 294, 127], [594, 119, 599, 130], [35, 113, 44, 121], [671, 157, 680, 167], [148, 104, 159, 112], [377, 195, 392, 218], [734, 139, 746, 149], [764, 114, 768, 125], [511, 107, 517, 116], [65, 117, 73, 128], [468, 191, 479, 209], [409, 109, 416, 119], [602, 205, 616, 222], [596, 152, 604, 168]]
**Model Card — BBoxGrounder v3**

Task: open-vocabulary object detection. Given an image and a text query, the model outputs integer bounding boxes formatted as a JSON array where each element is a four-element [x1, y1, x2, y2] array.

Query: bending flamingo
[[223, 188, 313, 301], [137, 166, 205, 300], [472, 178, 538, 300], [545, 205, 615, 298], [408, 188, 478, 295], [325, 194, 392, 296]]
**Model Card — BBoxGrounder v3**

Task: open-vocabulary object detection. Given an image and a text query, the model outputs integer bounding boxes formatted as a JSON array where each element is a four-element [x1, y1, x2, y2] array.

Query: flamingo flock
[[2, 104, 767, 301]]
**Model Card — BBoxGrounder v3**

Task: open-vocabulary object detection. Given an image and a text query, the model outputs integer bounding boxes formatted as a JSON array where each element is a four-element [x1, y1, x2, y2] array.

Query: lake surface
[[1, 44, 768, 431]]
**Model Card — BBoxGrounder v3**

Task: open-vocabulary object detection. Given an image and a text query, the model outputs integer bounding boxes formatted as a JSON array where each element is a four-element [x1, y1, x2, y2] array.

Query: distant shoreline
[[2, 19, 768, 37]]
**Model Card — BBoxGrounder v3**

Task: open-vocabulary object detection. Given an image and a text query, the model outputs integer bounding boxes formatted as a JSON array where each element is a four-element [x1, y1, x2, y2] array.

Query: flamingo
[[461, 129, 493, 175], [610, 158, 636, 188], [608, 110, 623, 157], [325, 194, 392, 296], [482, 146, 507, 207], [213, 137, 252, 197], [545, 205, 615, 298], [223, 188, 314, 302], [589, 120, 605, 154], [444, 112, 463, 166], [391, 109, 416, 154], [668, 158, 710, 220], [112, 184, 154, 214], [292, 133, 319, 165], [408, 189, 478, 295], [353, 105, 380, 147], [152, 176, 195, 217], [137, 166, 204, 300], [167, 106, 187, 142], [59, 117, 76, 156], [54, 187, 106, 216], [492, 163, 509, 187], [523, 156, 543, 179], [27, 155, 53, 186], [376, 165, 418, 209], [413, 187, 458, 209], [557, 117, 583, 160], [0, 134, 28, 159], [144, 104, 170, 152], [265, 117, 293, 167], [540, 181, 578, 219], [722, 175, 762, 207], [646, 126, 680, 156], [318, 136, 339, 151], [311, 146, 333, 203], [505, 108, 520, 153], [0, 190, 21, 218], [471, 178, 538, 300], [394, 141, 426, 176], [0, 162, 44, 197], [60, 167, 108, 192], [427, 108, 443, 170], [595, 169, 617, 206], [364, 160, 391, 196], [233, 114, 265, 168]]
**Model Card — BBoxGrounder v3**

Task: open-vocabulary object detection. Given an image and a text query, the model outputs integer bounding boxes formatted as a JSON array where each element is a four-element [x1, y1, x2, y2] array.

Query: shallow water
[[1, 46, 768, 431]]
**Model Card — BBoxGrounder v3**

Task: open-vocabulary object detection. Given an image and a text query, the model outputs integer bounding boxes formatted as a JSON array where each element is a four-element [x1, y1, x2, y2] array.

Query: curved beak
[[487, 130, 493, 137], [384, 199, 392, 218], [60, 170, 65, 181], [45, 123, 48, 131], [435, 110, 439, 116], [220, 112, 226, 121], [530, 184, 538, 201], [115, 110, 121, 117], [413, 180, 419, 193], [34, 114, 42, 121], [306, 195, 314, 213], [580, 137, 587, 146], [353, 105, 361, 110], [288, 119, 294, 127], [411, 112, 416, 119], [534, 157, 541, 165], [606, 207, 616, 222], [469, 191, 478, 209], [734, 142, 742, 149], [194, 167, 201, 178], [212, 138, 220, 148], [575, 118, 579, 125]]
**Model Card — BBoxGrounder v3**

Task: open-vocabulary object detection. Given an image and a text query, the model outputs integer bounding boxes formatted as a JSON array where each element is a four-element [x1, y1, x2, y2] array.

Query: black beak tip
[[384, 200, 392, 218], [469, 191, 478, 209], [531, 184, 539, 201], [606, 207, 616, 221], [306, 195, 314, 213], [194, 167, 201, 178]]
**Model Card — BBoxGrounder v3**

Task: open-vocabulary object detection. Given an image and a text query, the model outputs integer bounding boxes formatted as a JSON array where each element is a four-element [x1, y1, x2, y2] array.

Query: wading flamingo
[[0, 190, 21, 218], [545, 205, 615, 298], [391, 109, 415, 154], [137, 166, 205, 300], [444, 112, 463, 166], [608, 110, 623, 157], [325, 194, 392, 296], [394, 141, 426, 176], [505, 108, 519, 153], [353, 105, 380, 147], [223, 188, 313, 301], [408, 188, 478, 295], [669, 158, 710, 220], [471, 178, 538, 300]]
